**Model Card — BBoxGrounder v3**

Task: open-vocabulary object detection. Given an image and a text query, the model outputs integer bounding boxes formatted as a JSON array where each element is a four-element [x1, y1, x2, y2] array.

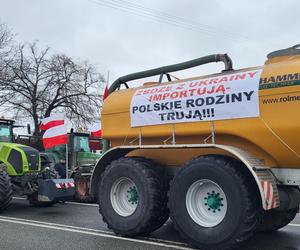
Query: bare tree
[[0, 42, 105, 136], [0, 23, 14, 75]]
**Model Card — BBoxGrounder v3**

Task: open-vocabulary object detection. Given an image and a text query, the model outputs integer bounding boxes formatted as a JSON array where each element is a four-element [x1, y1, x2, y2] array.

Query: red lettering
[[229, 75, 235, 81], [248, 71, 257, 78], [150, 94, 163, 102], [207, 86, 215, 94], [234, 74, 246, 80], [158, 87, 165, 93], [176, 83, 185, 90], [209, 79, 218, 84], [148, 88, 157, 94], [189, 82, 198, 87], [215, 84, 225, 94], [188, 89, 197, 96], [218, 77, 228, 83], [170, 92, 179, 99], [179, 90, 188, 98], [199, 80, 207, 86], [197, 87, 207, 95], [162, 93, 170, 100]]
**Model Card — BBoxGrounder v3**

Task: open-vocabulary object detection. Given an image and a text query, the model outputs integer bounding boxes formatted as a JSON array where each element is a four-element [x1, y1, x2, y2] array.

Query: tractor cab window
[[74, 136, 90, 152], [0, 124, 12, 142]]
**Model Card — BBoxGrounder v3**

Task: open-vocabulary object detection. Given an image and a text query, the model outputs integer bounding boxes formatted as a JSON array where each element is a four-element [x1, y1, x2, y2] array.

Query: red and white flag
[[40, 114, 64, 131], [89, 123, 102, 138], [42, 124, 68, 149], [103, 85, 109, 101]]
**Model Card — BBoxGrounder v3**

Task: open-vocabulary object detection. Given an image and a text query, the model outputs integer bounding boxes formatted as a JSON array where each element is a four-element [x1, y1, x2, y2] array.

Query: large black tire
[[0, 169, 13, 212], [131, 157, 170, 231], [98, 157, 169, 236], [259, 206, 298, 232], [168, 156, 262, 250], [74, 175, 96, 203]]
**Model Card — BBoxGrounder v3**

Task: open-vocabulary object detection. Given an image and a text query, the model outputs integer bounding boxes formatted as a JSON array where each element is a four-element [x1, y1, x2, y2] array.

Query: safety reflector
[[261, 180, 276, 209], [56, 182, 74, 189]]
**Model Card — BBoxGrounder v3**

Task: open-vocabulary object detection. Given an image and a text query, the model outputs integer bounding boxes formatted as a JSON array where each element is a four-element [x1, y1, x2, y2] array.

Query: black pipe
[[108, 54, 233, 94]]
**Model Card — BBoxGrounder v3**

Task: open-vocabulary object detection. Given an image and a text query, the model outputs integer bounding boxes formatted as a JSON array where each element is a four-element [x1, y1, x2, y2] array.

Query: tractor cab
[[0, 118, 14, 143], [69, 131, 101, 168], [46, 130, 100, 172]]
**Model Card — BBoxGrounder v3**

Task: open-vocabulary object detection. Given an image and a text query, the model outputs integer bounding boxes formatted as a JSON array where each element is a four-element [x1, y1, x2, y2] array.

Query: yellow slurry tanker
[[91, 45, 300, 249]]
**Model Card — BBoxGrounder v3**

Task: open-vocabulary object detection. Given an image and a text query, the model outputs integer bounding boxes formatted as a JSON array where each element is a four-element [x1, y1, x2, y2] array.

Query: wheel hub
[[205, 191, 224, 212], [127, 186, 139, 204]]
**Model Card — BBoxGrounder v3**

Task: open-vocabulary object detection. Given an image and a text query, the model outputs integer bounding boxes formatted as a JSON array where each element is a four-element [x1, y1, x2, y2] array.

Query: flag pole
[[106, 70, 110, 88], [65, 143, 68, 179]]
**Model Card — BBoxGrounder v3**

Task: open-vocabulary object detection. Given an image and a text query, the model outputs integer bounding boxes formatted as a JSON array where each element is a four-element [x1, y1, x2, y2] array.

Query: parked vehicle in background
[[45, 130, 101, 202], [16, 130, 101, 203], [0, 118, 75, 211]]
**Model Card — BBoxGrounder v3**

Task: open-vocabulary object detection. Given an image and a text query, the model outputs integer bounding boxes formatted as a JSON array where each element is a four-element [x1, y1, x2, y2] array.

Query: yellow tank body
[[102, 55, 300, 169]]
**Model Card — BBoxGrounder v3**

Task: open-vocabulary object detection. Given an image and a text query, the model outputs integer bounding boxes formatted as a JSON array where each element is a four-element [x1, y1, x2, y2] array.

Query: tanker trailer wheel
[[259, 206, 298, 232], [168, 156, 262, 250], [98, 157, 169, 236], [74, 175, 96, 203], [0, 167, 13, 212]]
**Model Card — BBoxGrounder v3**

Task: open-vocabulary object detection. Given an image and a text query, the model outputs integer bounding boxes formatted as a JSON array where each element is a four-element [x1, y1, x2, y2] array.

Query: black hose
[[108, 54, 233, 94]]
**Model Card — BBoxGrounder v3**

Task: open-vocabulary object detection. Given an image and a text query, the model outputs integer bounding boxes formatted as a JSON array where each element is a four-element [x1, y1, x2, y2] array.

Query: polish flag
[[103, 85, 109, 101], [40, 114, 64, 131], [42, 124, 68, 149], [89, 123, 102, 138]]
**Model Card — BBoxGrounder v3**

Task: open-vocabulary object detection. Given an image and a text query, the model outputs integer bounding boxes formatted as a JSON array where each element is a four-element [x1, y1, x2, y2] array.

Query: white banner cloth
[[130, 69, 262, 127]]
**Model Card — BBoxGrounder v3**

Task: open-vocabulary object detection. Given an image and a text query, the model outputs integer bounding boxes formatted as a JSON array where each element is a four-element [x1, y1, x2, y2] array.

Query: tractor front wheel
[[0, 168, 13, 212]]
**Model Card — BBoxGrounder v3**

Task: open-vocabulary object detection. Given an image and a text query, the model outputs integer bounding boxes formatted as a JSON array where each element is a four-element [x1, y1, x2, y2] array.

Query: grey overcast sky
[[0, 0, 299, 83]]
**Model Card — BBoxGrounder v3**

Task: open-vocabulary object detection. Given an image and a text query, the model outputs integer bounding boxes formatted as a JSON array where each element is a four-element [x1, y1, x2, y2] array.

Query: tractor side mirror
[[27, 124, 31, 135]]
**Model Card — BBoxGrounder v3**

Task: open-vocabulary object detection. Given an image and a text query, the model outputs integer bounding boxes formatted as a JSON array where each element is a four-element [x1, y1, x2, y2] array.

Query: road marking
[[0, 216, 193, 249], [65, 201, 98, 207], [13, 197, 26, 200], [0, 216, 115, 234], [288, 223, 300, 227]]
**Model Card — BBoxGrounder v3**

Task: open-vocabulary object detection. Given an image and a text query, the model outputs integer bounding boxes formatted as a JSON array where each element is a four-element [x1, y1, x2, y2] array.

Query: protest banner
[[130, 69, 262, 127]]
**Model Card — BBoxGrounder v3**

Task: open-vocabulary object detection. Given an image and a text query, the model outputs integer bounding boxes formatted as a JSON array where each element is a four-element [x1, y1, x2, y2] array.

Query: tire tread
[[168, 155, 262, 250], [99, 157, 169, 236], [0, 168, 13, 212]]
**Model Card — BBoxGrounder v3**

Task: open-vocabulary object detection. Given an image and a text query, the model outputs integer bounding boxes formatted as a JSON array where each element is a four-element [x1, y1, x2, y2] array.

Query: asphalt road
[[0, 198, 299, 250]]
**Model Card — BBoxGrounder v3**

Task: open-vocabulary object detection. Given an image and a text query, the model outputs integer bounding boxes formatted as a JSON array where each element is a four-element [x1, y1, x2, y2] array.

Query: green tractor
[[0, 118, 75, 212], [46, 129, 101, 202]]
